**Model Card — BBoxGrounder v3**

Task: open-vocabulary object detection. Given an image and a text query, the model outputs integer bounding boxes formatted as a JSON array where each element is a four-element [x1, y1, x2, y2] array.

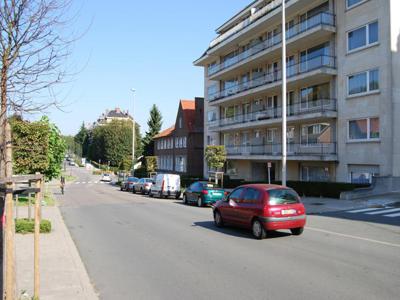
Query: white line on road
[[88, 181, 92, 184], [347, 208, 382, 213], [385, 212, 400, 218], [94, 181, 98, 184], [81, 182, 86, 184], [307, 227, 400, 248], [75, 182, 80, 184], [366, 208, 400, 215]]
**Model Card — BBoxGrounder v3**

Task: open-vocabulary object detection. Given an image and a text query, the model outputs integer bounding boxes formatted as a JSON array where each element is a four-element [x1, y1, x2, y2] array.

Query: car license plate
[[281, 209, 296, 215]]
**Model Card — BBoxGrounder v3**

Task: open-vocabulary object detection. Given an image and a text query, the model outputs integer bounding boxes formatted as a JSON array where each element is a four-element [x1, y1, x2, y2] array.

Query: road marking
[[347, 208, 381, 213], [307, 227, 400, 248], [94, 181, 98, 184], [366, 208, 400, 215], [75, 182, 80, 184], [88, 181, 92, 184], [385, 212, 400, 218], [81, 182, 86, 184]]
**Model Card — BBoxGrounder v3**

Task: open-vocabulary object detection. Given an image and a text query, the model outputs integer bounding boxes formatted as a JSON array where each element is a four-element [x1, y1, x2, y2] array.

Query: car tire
[[214, 210, 224, 228], [182, 194, 187, 205], [197, 197, 203, 207], [290, 227, 304, 236], [149, 190, 153, 197], [175, 192, 181, 200], [252, 219, 267, 240], [140, 188, 144, 195], [158, 191, 163, 199]]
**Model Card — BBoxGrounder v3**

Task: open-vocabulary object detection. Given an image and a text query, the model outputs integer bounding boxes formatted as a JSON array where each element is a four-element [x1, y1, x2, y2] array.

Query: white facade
[[195, 0, 400, 183]]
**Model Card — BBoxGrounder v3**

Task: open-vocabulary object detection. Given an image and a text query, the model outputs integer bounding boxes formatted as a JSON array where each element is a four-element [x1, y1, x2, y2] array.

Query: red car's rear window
[[268, 189, 300, 205]]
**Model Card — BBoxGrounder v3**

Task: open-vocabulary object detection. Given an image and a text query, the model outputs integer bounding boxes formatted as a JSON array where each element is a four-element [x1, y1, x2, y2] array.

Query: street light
[[130, 88, 136, 176], [281, 0, 287, 187]]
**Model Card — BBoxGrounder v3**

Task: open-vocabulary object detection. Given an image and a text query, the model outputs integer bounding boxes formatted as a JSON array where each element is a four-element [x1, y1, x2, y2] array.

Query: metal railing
[[208, 99, 336, 128], [208, 55, 336, 102], [208, 12, 335, 76], [225, 142, 337, 156]]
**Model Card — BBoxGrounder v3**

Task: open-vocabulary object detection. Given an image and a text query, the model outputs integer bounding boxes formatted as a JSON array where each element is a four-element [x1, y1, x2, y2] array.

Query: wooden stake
[[4, 122, 15, 300], [15, 195, 18, 220], [28, 193, 32, 221], [34, 178, 42, 299]]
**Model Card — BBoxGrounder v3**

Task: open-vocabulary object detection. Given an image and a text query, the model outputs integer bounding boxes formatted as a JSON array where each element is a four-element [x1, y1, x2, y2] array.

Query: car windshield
[[145, 179, 153, 182], [201, 182, 217, 189], [268, 189, 300, 205]]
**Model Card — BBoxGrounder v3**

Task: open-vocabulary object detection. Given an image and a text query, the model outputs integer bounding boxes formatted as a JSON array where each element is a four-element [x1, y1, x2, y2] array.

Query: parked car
[[68, 161, 76, 166], [133, 178, 153, 194], [101, 173, 112, 182], [149, 174, 181, 199], [212, 184, 306, 239], [183, 181, 227, 207], [120, 176, 139, 191]]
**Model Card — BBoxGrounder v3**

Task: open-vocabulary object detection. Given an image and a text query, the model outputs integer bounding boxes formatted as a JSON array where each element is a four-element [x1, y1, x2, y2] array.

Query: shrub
[[15, 219, 52, 234], [222, 177, 369, 199]]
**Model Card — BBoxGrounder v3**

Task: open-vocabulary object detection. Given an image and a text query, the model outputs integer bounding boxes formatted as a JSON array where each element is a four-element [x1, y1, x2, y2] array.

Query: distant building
[[97, 107, 133, 125], [154, 98, 204, 177]]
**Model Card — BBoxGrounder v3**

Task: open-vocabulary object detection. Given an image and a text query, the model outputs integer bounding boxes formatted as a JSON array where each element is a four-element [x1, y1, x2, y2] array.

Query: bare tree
[[0, 0, 74, 177], [0, 1, 75, 298]]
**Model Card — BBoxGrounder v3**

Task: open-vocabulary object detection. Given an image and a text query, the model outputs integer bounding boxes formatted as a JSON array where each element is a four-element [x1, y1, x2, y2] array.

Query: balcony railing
[[208, 55, 336, 102], [225, 142, 337, 156], [208, 99, 336, 128], [208, 12, 335, 76]]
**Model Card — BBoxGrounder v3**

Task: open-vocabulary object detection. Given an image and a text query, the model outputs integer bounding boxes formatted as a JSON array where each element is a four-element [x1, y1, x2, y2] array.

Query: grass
[[15, 190, 55, 207], [15, 218, 51, 234], [60, 171, 77, 182]]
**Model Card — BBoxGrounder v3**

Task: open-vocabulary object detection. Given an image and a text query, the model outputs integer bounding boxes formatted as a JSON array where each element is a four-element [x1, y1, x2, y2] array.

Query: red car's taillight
[[224, 191, 229, 196], [202, 190, 209, 195]]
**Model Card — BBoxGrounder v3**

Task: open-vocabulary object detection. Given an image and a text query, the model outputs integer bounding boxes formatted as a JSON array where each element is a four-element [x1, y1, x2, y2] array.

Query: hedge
[[16, 219, 52, 234], [222, 176, 369, 199]]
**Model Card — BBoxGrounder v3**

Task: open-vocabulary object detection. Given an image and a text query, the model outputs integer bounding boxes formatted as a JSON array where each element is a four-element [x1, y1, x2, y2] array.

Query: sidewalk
[[15, 205, 98, 299], [303, 195, 400, 214]]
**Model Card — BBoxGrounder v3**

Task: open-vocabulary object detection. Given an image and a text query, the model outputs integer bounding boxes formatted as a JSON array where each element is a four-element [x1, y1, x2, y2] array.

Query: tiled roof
[[180, 100, 196, 131], [154, 125, 175, 139]]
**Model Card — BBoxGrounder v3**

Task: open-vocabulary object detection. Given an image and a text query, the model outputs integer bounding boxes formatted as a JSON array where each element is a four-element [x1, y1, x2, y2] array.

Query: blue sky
[[43, 0, 250, 135]]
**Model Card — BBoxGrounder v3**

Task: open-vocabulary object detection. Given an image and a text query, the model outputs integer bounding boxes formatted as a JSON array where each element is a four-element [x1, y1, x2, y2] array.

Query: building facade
[[154, 98, 204, 177], [97, 107, 133, 125], [195, 0, 400, 184]]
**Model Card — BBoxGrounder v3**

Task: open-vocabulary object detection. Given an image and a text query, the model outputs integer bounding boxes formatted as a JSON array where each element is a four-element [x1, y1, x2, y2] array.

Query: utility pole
[[281, 0, 287, 187], [130, 88, 136, 176]]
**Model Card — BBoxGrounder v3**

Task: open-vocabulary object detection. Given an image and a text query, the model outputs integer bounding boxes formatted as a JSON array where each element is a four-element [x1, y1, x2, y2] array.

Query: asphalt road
[[58, 167, 400, 300]]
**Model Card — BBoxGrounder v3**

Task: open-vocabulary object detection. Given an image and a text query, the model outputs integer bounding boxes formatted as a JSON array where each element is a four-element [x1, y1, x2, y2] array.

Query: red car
[[213, 184, 306, 239]]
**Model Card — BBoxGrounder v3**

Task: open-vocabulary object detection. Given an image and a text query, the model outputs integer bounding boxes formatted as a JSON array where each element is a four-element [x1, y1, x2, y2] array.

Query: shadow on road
[[311, 210, 400, 227], [193, 221, 292, 239]]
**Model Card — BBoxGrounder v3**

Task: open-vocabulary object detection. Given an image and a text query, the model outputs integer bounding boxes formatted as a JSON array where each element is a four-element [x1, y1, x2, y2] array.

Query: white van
[[149, 174, 181, 199]]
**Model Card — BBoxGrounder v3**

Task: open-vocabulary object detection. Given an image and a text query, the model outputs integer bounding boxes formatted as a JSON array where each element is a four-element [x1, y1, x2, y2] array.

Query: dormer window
[[179, 117, 182, 129]]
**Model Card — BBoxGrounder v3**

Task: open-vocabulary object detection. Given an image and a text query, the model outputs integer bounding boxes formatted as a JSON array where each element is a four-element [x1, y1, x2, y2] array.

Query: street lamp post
[[281, 0, 287, 187], [130, 88, 136, 176]]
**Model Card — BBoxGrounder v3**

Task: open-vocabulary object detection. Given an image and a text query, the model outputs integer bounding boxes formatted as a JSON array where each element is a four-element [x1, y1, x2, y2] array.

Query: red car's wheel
[[214, 210, 224, 228], [290, 227, 304, 236], [252, 219, 267, 240]]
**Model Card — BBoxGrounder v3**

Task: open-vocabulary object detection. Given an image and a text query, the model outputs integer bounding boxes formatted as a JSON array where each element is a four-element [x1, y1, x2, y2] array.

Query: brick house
[[154, 98, 204, 177]]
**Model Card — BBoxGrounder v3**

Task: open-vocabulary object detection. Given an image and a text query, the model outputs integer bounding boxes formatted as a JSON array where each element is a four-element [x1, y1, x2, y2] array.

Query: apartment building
[[194, 0, 400, 184], [154, 98, 204, 177]]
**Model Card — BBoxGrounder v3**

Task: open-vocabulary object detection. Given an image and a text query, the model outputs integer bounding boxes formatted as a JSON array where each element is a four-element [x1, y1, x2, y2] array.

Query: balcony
[[208, 99, 336, 131], [208, 12, 335, 78], [225, 142, 337, 161], [208, 55, 336, 103]]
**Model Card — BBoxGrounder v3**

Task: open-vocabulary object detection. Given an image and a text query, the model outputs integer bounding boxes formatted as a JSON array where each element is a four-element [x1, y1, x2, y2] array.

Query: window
[[179, 117, 182, 129], [348, 21, 378, 52], [175, 155, 186, 172], [243, 188, 260, 203], [348, 69, 379, 96], [207, 110, 217, 122], [348, 117, 379, 141], [301, 123, 330, 144], [175, 137, 179, 148], [300, 83, 330, 110], [228, 188, 244, 202], [207, 84, 218, 100], [347, 0, 367, 9], [301, 166, 330, 182], [183, 137, 187, 148], [268, 189, 300, 205]]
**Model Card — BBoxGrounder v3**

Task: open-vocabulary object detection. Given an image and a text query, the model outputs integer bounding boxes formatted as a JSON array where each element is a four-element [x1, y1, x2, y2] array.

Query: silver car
[[133, 178, 153, 194]]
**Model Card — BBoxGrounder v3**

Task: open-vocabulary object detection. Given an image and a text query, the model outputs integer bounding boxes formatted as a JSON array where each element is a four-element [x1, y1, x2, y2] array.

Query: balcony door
[[267, 128, 279, 154], [300, 43, 330, 72], [242, 131, 250, 154], [243, 102, 251, 122], [287, 127, 295, 154], [267, 95, 278, 118], [287, 91, 295, 116]]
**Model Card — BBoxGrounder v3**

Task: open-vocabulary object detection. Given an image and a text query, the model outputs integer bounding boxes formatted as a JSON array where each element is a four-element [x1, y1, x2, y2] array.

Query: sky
[[42, 0, 251, 135]]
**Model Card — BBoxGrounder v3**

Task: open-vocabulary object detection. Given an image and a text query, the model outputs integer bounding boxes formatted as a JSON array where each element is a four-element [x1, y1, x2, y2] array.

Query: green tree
[[205, 145, 227, 171], [142, 105, 162, 156], [74, 122, 90, 157], [40, 116, 66, 180], [88, 120, 142, 168], [10, 116, 66, 180], [145, 156, 158, 174], [11, 118, 49, 175]]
